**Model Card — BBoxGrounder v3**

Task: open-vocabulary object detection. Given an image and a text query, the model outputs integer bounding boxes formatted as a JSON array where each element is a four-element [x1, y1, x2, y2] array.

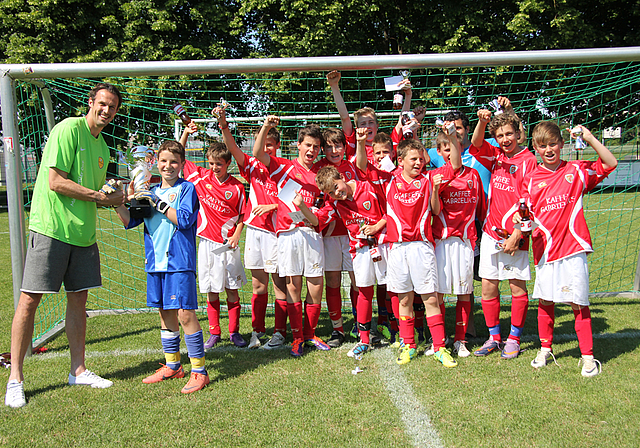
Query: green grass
[[1, 197, 640, 447]]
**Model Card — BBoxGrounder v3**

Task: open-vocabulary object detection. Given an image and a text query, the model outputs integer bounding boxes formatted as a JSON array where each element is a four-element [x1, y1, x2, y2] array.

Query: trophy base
[[130, 198, 152, 219]]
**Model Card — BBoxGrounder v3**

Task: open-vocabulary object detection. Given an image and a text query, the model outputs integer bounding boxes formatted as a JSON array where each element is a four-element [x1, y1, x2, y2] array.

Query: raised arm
[[430, 175, 442, 216], [327, 70, 354, 136], [252, 115, 280, 168], [446, 122, 462, 171], [214, 105, 246, 170], [576, 125, 618, 171], [355, 127, 369, 172], [471, 109, 492, 148]]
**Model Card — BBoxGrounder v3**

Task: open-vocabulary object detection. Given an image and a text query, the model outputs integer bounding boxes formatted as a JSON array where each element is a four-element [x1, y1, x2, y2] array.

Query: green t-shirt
[[29, 117, 109, 247]]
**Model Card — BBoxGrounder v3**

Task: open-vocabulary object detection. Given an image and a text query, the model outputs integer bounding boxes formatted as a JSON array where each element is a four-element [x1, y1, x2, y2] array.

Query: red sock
[[357, 286, 374, 344], [304, 303, 322, 340], [251, 293, 268, 333], [399, 316, 416, 348], [481, 296, 502, 342], [427, 313, 446, 351], [274, 299, 288, 336], [511, 294, 529, 328], [325, 286, 344, 333], [574, 306, 593, 356], [207, 300, 221, 335], [227, 300, 241, 334], [455, 300, 472, 342], [376, 285, 387, 325], [288, 302, 303, 341], [538, 302, 555, 349]]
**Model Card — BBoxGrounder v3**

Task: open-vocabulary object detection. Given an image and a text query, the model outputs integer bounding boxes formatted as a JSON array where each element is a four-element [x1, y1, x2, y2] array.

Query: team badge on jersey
[[98, 156, 104, 169], [396, 183, 404, 190], [225, 191, 233, 200], [538, 181, 547, 189], [363, 200, 371, 211], [168, 193, 177, 203], [345, 171, 352, 180], [509, 165, 518, 174], [565, 174, 574, 183], [206, 183, 213, 190], [412, 179, 421, 189], [467, 180, 474, 190], [296, 173, 302, 179]]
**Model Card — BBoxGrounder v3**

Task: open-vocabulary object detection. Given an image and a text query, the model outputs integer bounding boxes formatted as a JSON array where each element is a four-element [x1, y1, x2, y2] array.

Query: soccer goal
[[2, 47, 640, 346]]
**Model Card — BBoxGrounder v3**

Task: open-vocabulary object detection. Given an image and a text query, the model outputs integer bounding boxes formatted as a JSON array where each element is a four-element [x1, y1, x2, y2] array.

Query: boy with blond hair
[[523, 121, 616, 377]]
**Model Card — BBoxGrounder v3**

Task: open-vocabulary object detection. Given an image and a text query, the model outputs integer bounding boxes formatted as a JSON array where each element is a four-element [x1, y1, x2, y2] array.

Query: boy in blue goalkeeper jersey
[[114, 140, 209, 394]]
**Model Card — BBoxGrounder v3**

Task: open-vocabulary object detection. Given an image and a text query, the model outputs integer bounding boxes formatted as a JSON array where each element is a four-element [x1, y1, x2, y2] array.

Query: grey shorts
[[21, 231, 102, 294]]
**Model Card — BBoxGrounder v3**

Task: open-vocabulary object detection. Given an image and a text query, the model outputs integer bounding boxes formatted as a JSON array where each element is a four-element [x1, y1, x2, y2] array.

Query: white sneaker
[[453, 340, 471, 358], [5, 380, 26, 408], [531, 348, 556, 368], [260, 332, 285, 350], [424, 344, 435, 356], [579, 355, 602, 377], [69, 370, 113, 388], [248, 331, 265, 349]]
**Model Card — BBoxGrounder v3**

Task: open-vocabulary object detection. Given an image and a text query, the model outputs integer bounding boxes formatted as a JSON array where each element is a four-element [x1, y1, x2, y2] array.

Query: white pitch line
[[372, 348, 445, 448]]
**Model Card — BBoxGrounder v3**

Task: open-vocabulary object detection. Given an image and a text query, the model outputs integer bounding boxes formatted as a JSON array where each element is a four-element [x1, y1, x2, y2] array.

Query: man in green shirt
[[5, 83, 125, 409]]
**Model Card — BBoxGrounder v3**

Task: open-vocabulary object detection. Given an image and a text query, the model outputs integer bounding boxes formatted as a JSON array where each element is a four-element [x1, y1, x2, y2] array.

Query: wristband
[[156, 200, 170, 214], [219, 122, 228, 130]]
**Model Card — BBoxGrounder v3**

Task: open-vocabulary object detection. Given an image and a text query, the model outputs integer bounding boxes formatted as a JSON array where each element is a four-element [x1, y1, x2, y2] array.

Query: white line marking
[[372, 348, 445, 448]]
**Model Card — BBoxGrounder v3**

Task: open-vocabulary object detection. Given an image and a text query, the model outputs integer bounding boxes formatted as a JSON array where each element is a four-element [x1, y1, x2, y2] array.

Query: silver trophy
[[488, 98, 504, 115], [121, 145, 156, 218], [572, 126, 587, 150]]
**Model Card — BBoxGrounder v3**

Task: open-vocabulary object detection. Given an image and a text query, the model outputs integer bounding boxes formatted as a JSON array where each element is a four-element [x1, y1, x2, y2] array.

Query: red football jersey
[[345, 129, 401, 164], [385, 171, 438, 244], [183, 160, 245, 243], [432, 164, 487, 248], [314, 180, 387, 253], [524, 159, 615, 265], [238, 153, 278, 234], [469, 140, 537, 246], [269, 156, 322, 235], [314, 158, 360, 237]]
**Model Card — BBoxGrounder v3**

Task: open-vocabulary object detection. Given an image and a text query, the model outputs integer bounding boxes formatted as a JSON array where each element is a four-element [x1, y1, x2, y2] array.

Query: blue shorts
[[146, 271, 198, 310]]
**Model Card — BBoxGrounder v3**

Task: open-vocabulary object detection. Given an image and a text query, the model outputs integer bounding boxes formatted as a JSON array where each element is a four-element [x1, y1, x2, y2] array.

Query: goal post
[[3, 46, 640, 346]]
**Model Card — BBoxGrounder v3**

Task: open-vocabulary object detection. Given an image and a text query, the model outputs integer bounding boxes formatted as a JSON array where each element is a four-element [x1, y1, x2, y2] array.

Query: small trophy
[[572, 126, 587, 150], [120, 145, 156, 218], [488, 98, 504, 115], [435, 118, 456, 136]]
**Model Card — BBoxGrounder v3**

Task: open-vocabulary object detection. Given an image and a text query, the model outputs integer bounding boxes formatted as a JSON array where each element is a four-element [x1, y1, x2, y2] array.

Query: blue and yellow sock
[[185, 330, 206, 374], [161, 329, 181, 370]]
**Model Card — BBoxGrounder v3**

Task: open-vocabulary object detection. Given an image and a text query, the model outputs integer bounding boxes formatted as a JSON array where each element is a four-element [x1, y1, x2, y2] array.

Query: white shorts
[[435, 237, 474, 295], [478, 234, 530, 281], [244, 226, 279, 274], [277, 227, 324, 278], [386, 241, 438, 295], [533, 253, 590, 306], [352, 243, 388, 288], [323, 235, 353, 272], [198, 238, 247, 293]]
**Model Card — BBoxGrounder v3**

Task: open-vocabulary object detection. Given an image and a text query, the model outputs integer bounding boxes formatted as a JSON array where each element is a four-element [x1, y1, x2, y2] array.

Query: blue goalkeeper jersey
[[127, 178, 199, 273]]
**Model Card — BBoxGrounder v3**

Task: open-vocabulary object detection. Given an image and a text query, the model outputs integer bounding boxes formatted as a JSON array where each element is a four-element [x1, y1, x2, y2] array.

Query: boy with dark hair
[[114, 140, 209, 393], [181, 132, 248, 349], [254, 123, 329, 357], [470, 107, 537, 359], [523, 121, 616, 377]]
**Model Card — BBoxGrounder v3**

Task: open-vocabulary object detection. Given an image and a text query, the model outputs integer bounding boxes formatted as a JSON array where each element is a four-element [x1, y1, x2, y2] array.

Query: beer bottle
[[519, 198, 532, 237], [173, 103, 192, 126]]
